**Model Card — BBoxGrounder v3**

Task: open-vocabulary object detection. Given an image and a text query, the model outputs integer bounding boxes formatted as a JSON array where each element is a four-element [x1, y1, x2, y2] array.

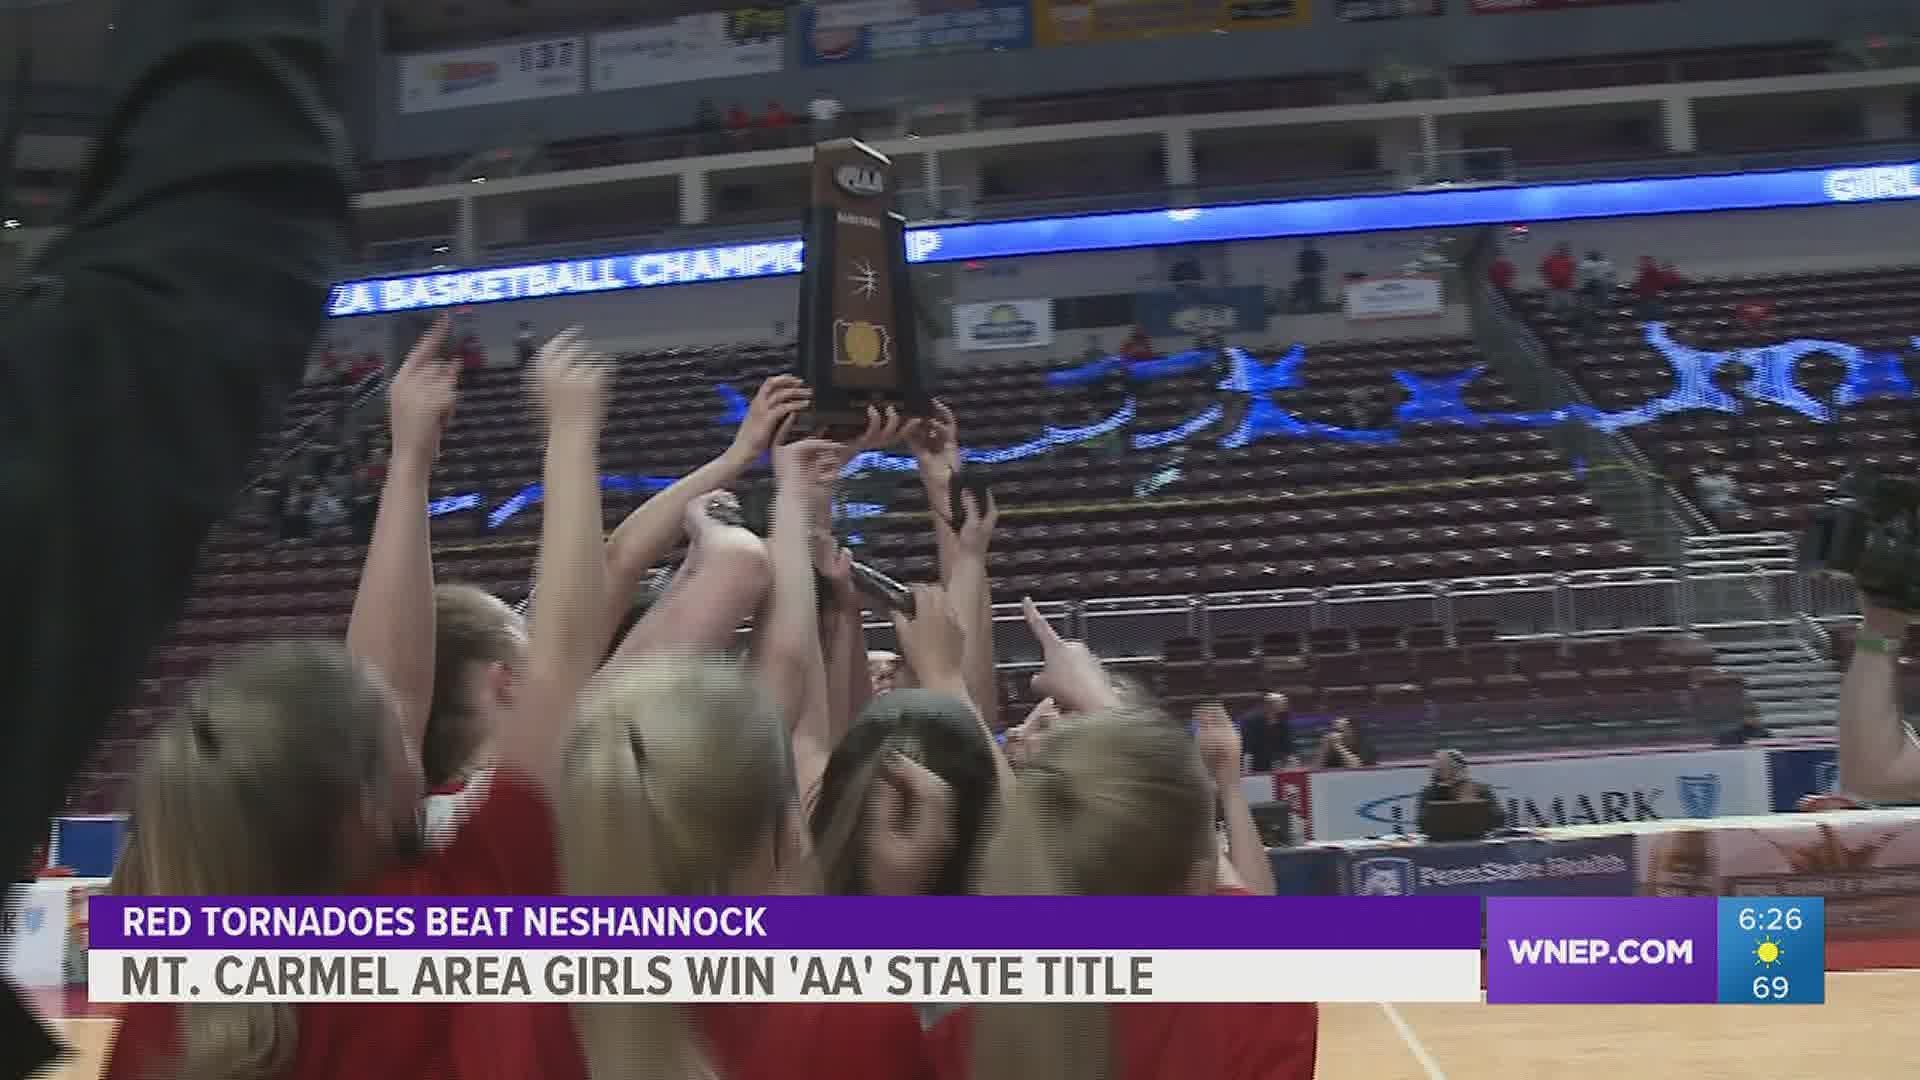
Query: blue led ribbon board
[[330, 161, 1920, 318]]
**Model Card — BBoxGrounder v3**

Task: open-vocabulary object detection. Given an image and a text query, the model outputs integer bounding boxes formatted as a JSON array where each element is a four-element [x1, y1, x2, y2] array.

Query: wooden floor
[[40, 971, 1914, 1079]]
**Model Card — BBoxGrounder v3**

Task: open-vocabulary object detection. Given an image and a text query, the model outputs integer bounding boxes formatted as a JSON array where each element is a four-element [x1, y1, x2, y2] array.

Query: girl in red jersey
[[918, 606, 1318, 1080]]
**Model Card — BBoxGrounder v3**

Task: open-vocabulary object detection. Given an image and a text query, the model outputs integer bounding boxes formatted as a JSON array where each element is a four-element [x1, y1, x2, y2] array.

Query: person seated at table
[[1416, 750, 1503, 839], [1314, 717, 1376, 769]]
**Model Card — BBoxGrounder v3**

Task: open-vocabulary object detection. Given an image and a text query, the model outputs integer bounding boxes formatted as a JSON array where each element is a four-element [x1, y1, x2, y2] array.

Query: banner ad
[[1636, 811, 1920, 938], [591, 10, 786, 91], [1765, 747, 1839, 812], [1344, 274, 1445, 320], [1341, 835, 1637, 897], [952, 300, 1055, 351], [1306, 748, 1771, 842], [1134, 285, 1270, 337], [799, 0, 1032, 65], [1337, 0, 1446, 19], [1470, 0, 1670, 11], [398, 38, 585, 114], [1036, 0, 1311, 46]]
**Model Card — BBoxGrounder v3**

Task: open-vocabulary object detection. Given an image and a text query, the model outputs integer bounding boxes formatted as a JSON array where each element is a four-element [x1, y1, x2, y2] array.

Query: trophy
[[795, 139, 930, 429]]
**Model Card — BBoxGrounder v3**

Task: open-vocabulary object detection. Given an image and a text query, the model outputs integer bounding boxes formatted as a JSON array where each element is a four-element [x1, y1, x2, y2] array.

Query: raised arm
[[906, 402, 1002, 732], [598, 374, 810, 651], [763, 436, 849, 797], [817, 541, 874, 738], [496, 330, 611, 794], [1837, 593, 1920, 802], [345, 318, 457, 749], [1197, 704, 1276, 896]]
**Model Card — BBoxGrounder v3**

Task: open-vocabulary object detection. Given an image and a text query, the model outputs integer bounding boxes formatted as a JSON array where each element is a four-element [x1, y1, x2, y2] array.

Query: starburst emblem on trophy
[[848, 258, 879, 301]]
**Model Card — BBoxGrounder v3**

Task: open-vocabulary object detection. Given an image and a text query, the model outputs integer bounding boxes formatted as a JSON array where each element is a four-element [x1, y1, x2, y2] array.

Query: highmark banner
[[799, 0, 1032, 65], [1305, 747, 1771, 842], [398, 38, 586, 114], [85, 896, 1482, 1004], [590, 10, 786, 91], [1036, 0, 1311, 47]]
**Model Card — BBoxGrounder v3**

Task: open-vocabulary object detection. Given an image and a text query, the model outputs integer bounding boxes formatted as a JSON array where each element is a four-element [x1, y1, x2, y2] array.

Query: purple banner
[[91, 896, 1482, 951], [1486, 897, 1718, 1004]]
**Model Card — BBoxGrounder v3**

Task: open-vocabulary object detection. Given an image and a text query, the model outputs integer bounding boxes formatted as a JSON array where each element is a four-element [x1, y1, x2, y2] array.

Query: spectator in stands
[[1240, 692, 1297, 773], [306, 480, 347, 534], [1540, 242, 1576, 315], [694, 98, 721, 133], [1735, 299, 1775, 331], [1632, 255, 1670, 320], [1692, 460, 1745, 522], [868, 650, 902, 696], [766, 101, 794, 131], [1576, 249, 1616, 330], [810, 93, 844, 140], [348, 349, 383, 386], [727, 103, 753, 139], [1716, 713, 1772, 746], [1315, 717, 1377, 769], [1416, 750, 1503, 837], [1488, 251, 1517, 293], [1292, 241, 1328, 312], [1121, 324, 1155, 360], [280, 478, 315, 543]]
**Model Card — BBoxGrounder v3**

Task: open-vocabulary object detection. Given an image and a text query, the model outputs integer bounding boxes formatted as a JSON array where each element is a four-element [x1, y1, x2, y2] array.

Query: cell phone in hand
[[947, 471, 993, 529]]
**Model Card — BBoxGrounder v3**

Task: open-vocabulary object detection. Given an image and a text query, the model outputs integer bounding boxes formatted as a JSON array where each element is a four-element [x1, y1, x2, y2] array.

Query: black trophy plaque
[[795, 139, 930, 429]]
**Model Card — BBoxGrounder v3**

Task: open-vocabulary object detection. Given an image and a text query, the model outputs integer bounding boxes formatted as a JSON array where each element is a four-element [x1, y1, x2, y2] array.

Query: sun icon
[[848, 259, 879, 300], [1754, 936, 1784, 967]]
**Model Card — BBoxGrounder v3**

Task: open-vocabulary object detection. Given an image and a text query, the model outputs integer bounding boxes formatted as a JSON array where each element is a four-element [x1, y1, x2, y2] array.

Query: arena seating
[[67, 332, 1664, 808], [1512, 265, 1920, 533], [1131, 626, 1745, 759]]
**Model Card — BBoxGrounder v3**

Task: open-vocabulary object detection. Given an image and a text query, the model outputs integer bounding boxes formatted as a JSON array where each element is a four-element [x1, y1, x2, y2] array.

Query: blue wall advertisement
[[799, 0, 1032, 65], [1766, 748, 1839, 812], [1339, 836, 1638, 898]]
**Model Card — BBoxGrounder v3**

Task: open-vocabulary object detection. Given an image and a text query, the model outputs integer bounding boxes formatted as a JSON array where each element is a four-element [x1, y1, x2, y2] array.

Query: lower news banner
[[88, 896, 1483, 1005], [1485, 897, 1827, 1004]]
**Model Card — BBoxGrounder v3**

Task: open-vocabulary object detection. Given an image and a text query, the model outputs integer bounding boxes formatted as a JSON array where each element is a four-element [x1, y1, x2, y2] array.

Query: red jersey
[[103, 772, 558, 1080], [1488, 258, 1516, 291], [923, 889, 1318, 1080], [1541, 253, 1576, 291]]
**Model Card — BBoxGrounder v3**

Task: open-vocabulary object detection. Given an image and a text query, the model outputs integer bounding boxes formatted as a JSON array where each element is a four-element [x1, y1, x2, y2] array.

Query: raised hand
[[849, 403, 908, 454], [387, 315, 458, 460], [531, 327, 612, 428], [1194, 702, 1242, 782], [905, 399, 961, 481], [1022, 596, 1118, 714], [864, 755, 957, 896], [892, 584, 967, 692], [947, 487, 998, 558], [773, 437, 852, 511], [814, 532, 859, 609], [726, 374, 812, 469]]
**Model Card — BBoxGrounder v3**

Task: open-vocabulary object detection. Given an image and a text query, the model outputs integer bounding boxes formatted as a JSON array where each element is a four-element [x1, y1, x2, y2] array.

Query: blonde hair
[[558, 656, 791, 1080], [969, 707, 1215, 1080], [115, 641, 395, 1080], [427, 584, 523, 788]]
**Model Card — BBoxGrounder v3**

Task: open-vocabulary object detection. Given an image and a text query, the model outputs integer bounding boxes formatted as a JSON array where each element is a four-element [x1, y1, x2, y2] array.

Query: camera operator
[[1836, 588, 1920, 803]]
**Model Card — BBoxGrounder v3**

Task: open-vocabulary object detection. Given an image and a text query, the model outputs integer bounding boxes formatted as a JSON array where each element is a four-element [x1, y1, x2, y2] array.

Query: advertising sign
[[814, 0, 920, 27], [952, 300, 1055, 351], [1135, 285, 1269, 337], [1470, 0, 1669, 11], [1637, 812, 1920, 938], [2, 882, 61, 986], [1036, 0, 1310, 46], [800, 0, 1032, 65], [1342, 835, 1637, 897], [591, 10, 785, 91], [1766, 748, 1840, 813], [1337, 0, 1445, 19], [398, 37, 585, 114], [1344, 274, 1445, 320], [1306, 748, 1771, 842]]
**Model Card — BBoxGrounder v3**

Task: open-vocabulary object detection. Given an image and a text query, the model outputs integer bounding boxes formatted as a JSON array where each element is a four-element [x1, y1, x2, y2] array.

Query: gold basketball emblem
[[835, 320, 892, 369]]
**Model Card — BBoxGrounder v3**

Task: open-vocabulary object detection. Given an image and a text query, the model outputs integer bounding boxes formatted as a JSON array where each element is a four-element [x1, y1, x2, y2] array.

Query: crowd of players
[[99, 318, 1318, 1080]]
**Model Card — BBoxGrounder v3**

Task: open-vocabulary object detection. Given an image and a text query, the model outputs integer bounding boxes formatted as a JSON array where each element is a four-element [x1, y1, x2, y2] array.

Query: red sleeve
[[705, 1004, 932, 1080], [1213, 1004, 1321, 1080], [384, 770, 558, 896], [923, 1008, 973, 1080]]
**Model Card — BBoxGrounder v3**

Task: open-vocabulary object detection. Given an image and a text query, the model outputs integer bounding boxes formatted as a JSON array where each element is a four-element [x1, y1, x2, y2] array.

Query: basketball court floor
[[38, 969, 1911, 1079]]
